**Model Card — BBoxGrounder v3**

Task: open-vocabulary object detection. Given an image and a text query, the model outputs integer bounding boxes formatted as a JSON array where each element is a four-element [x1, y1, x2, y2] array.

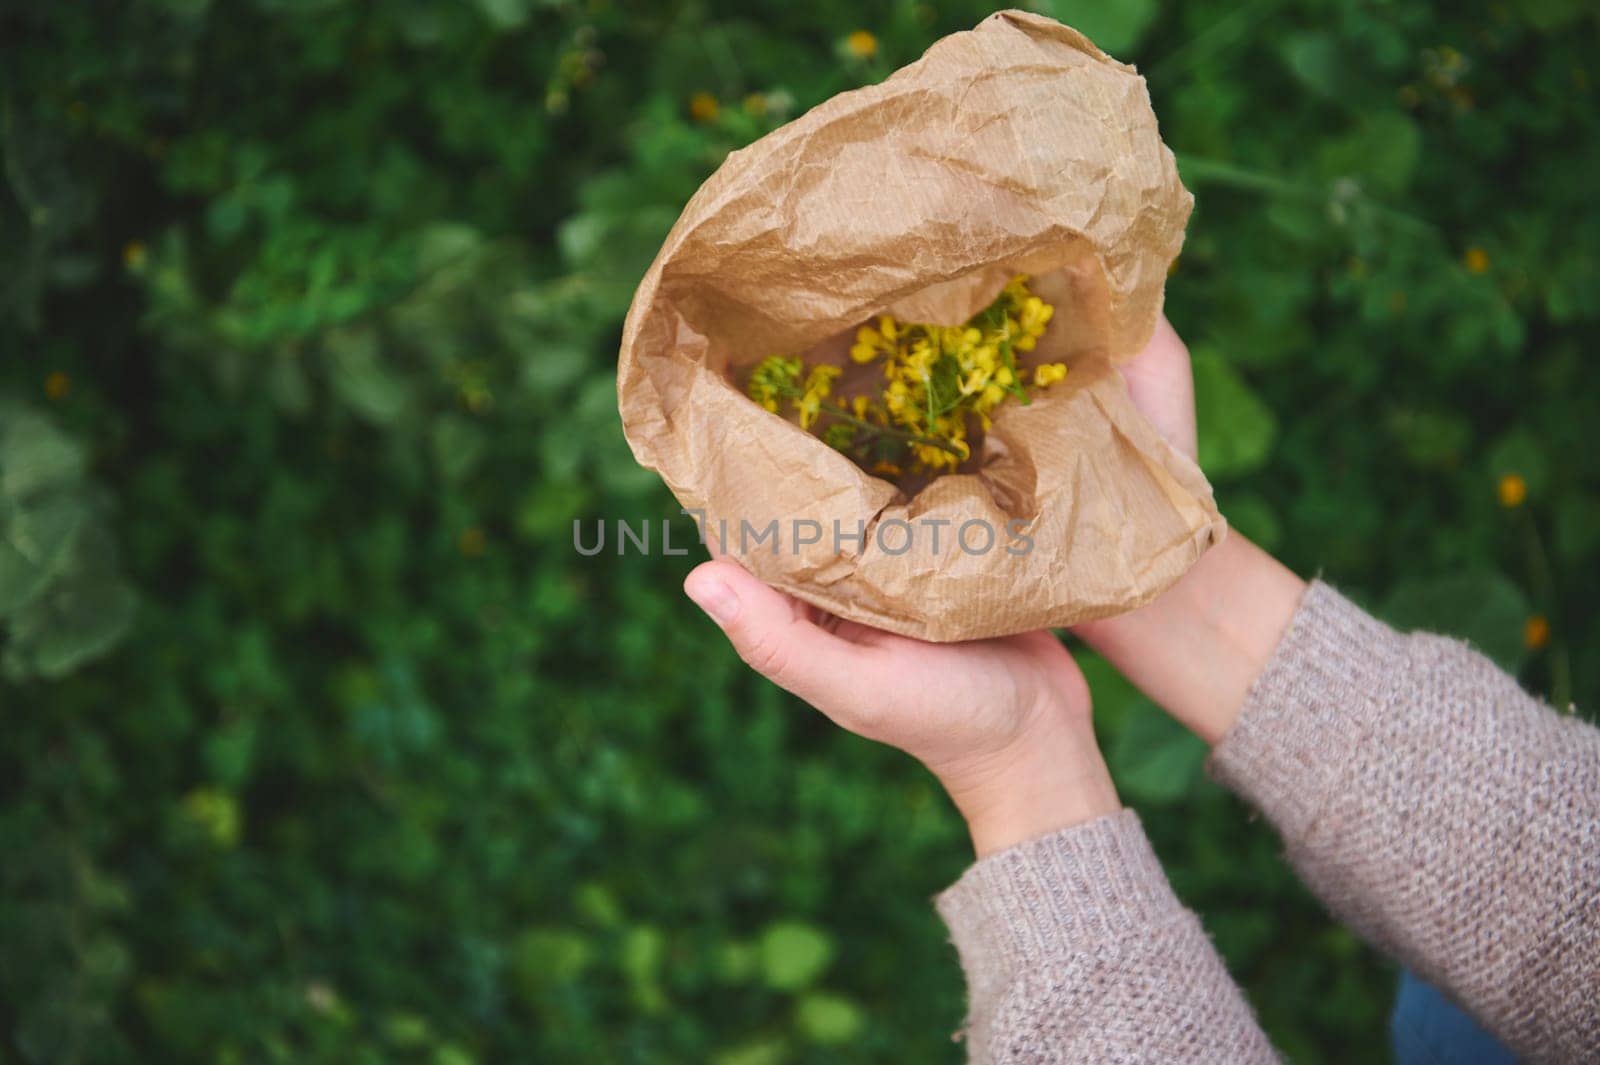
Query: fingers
[[683, 558, 875, 714], [1119, 315, 1197, 461]]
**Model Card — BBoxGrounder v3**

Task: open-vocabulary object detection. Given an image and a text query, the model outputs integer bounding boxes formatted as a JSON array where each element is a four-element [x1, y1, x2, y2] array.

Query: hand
[[1120, 315, 1198, 462], [683, 560, 1119, 857], [1075, 317, 1308, 744]]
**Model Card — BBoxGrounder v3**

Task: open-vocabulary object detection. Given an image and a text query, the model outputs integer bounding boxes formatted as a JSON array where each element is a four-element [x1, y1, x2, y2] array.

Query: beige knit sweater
[[936, 583, 1600, 1062]]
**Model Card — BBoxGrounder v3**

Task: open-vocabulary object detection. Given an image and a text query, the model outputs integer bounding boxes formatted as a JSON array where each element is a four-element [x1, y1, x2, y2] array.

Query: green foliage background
[[3, 0, 1597, 1061]]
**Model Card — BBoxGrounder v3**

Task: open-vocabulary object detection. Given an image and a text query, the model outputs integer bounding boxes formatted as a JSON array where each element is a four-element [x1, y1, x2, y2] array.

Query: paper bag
[[617, 9, 1225, 642]]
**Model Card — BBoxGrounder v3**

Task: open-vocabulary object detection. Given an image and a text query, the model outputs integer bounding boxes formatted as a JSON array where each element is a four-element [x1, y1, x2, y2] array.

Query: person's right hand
[[1074, 316, 1307, 744]]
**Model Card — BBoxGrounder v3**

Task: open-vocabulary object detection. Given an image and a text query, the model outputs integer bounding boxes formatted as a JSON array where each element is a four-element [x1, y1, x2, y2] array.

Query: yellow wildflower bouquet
[[746, 277, 1067, 482]]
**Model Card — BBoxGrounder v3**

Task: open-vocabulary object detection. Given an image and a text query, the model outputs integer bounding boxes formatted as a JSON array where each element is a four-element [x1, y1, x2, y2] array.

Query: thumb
[[683, 558, 870, 713]]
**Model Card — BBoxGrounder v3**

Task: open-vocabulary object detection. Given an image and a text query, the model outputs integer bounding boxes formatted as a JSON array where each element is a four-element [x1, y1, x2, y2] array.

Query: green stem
[[764, 382, 964, 457], [1175, 153, 1435, 236], [1521, 510, 1573, 711], [815, 399, 964, 457]]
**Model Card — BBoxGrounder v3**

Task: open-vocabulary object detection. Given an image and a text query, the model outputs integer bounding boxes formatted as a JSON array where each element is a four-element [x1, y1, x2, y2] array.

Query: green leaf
[[3, 572, 137, 680], [1074, 647, 1142, 734], [474, 0, 532, 30], [758, 921, 834, 992], [713, 1039, 788, 1065], [1279, 33, 1351, 99], [1034, 0, 1159, 56], [1320, 113, 1422, 195], [416, 223, 483, 274], [794, 992, 865, 1045], [1554, 495, 1600, 563], [511, 928, 593, 999], [431, 414, 487, 483], [1192, 349, 1278, 477], [1380, 572, 1532, 672], [327, 327, 413, 426], [1, 411, 87, 500], [1218, 492, 1283, 552], [0, 538, 51, 617], [1385, 407, 1472, 470], [1486, 432, 1549, 498], [1109, 698, 1208, 805]]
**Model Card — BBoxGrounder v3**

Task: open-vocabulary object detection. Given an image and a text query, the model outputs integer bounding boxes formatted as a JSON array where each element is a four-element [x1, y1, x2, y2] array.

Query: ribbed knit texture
[[1211, 582, 1600, 1062], [936, 809, 1278, 1063], [936, 581, 1600, 1062]]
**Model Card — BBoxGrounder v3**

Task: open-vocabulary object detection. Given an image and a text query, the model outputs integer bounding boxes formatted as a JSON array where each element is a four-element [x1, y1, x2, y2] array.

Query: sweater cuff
[[1207, 581, 1409, 839], [935, 809, 1182, 975]]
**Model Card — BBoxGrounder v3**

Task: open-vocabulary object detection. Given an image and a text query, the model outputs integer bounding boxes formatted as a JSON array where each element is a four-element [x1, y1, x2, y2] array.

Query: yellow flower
[[122, 240, 148, 270], [845, 30, 878, 59], [1463, 246, 1490, 274], [1523, 615, 1550, 650], [851, 321, 897, 364], [1033, 363, 1068, 388], [689, 92, 720, 123], [1012, 296, 1054, 351], [748, 354, 803, 412], [798, 393, 822, 428], [743, 93, 768, 118], [913, 442, 955, 471], [44, 371, 71, 401], [796, 365, 841, 429], [1497, 472, 1527, 508], [746, 276, 1056, 484]]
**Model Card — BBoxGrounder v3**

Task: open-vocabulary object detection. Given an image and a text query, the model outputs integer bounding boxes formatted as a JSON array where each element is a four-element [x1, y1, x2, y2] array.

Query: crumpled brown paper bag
[[617, 9, 1225, 642]]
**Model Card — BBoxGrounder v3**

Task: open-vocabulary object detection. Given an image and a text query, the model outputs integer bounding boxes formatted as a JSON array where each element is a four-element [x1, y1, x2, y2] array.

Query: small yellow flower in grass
[[743, 93, 768, 118], [845, 30, 878, 59], [1033, 363, 1069, 388], [1523, 615, 1550, 651], [1463, 246, 1490, 274], [689, 92, 720, 123], [1497, 472, 1527, 508], [123, 240, 148, 270], [44, 371, 71, 401], [458, 526, 487, 558]]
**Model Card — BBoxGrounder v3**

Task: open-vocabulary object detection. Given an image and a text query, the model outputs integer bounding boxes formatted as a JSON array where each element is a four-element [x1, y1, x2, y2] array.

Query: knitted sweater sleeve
[[934, 580, 1599, 1063], [1209, 581, 1600, 1062], [935, 809, 1278, 1063]]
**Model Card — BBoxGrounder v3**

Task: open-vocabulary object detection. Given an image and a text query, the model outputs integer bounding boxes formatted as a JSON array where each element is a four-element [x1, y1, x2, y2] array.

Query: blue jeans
[[1390, 971, 1515, 1065]]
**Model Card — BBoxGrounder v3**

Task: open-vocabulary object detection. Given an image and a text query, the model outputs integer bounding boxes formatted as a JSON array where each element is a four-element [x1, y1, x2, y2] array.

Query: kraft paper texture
[[618, 10, 1225, 641]]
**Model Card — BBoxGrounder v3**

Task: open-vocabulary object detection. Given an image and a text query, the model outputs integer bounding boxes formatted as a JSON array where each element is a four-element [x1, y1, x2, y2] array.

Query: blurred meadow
[[2, 0, 1598, 1061]]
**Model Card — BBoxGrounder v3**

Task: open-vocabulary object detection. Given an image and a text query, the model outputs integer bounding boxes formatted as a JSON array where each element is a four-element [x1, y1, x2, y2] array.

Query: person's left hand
[[684, 559, 1119, 856]]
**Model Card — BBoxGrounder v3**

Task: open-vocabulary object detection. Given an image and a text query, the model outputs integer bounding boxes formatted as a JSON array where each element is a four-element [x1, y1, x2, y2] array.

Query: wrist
[[1075, 532, 1306, 744], [933, 710, 1121, 859]]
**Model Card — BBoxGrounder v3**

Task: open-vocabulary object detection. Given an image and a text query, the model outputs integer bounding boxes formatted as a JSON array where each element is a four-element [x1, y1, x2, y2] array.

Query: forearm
[[1075, 532, 1306, 744]]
